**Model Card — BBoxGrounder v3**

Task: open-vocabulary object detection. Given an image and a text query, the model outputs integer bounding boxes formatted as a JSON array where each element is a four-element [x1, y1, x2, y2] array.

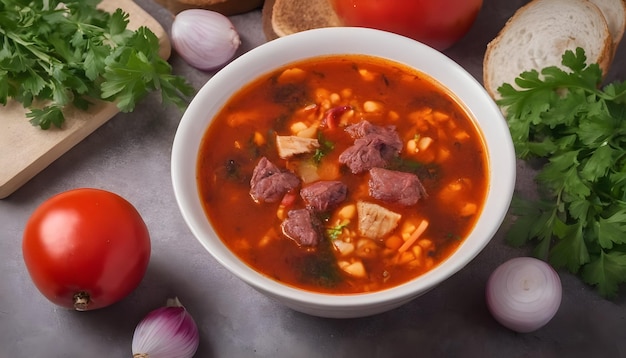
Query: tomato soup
[[197, 55, 488, 294]]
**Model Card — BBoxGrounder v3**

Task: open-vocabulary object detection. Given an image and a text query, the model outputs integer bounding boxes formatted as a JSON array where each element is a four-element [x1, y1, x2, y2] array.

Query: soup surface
[[197, 55, 488, 294]]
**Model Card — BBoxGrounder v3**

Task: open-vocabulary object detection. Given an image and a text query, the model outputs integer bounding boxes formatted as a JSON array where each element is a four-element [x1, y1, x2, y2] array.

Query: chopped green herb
[[313, 132, 334, 163], [498, 47, 626, 298], [296, 243, 343, 288], [326, 220, 349, 241], [0, 0, 194, 129]]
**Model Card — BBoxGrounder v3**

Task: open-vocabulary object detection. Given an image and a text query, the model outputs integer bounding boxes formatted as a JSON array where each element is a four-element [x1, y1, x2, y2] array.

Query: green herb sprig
[[498, 47, 626, 298], [0, 0, 194, 129]]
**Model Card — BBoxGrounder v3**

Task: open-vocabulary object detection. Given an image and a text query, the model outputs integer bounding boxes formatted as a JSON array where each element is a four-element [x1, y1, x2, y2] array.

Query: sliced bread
[[262, 0, 340, 40], [483, 0, 613, 99], [589, 0, 626, 49]]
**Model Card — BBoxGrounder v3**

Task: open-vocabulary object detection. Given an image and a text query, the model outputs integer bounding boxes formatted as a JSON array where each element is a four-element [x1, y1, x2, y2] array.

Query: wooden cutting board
[[0, 0, 171, 199]]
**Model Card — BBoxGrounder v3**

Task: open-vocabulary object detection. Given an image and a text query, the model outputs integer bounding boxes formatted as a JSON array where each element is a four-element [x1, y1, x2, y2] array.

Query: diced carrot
[[385, 235, 404, 250], [317, 160, 340, 180], [388, 110, 399, 121], [397, 251, 416, 265], [253, 131, 265, 146], [437, 148, 451, 162], [398, 219, 429, 253]]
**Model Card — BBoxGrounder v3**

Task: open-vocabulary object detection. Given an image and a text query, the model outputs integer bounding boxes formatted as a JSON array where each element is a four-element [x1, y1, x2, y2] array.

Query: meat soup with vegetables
[[197, 55, 488, 294]]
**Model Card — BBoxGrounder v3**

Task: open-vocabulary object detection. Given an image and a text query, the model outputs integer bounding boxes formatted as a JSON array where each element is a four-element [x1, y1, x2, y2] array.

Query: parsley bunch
[[498, 47, 626, 298], [0, 0, 194, 129]]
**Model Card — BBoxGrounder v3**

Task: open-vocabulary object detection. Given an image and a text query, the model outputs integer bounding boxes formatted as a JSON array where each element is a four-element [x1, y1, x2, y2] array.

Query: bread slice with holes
[[483, 0, 614, 99]]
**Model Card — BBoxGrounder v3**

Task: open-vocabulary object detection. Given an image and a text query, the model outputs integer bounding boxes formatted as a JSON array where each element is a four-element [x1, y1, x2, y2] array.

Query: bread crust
[[483, 0, 613, 99], [154, 0, 264, 15], [590, 0, 626, 48]]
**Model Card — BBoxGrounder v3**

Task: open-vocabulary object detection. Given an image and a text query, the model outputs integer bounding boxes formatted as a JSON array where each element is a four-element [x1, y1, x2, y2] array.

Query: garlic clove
[[132, 297, 200, 358], [171, 9, 241, 71]]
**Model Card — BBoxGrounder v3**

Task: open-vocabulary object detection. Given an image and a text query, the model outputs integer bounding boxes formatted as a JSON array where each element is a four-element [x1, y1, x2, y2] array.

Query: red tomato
[[330, 0, 483, 51], [22, 188, 151, 311]]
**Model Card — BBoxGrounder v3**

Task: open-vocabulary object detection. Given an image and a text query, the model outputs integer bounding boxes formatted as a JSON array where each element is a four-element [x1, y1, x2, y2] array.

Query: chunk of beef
[[281, 209, 322, 247], [339, 121, 403, 174], [369, 167, 427, 206], [249, 157, 300, 203], [300, 180, 348, 212]]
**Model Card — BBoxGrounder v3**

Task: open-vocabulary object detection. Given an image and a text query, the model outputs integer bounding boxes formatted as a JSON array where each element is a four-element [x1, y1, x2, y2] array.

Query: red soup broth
[[197, 55, 488, 294]]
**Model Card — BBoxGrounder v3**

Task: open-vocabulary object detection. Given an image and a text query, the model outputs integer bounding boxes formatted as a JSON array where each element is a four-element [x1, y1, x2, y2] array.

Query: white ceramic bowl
[[171, 27, 516, 318]]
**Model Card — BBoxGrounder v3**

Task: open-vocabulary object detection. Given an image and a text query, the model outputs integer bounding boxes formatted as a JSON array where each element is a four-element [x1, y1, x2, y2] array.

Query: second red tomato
[[330, 0, 483, 51]]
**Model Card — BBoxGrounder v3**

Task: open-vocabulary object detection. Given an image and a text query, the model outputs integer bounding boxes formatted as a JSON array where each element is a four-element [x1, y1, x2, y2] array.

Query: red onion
[[132, 297, 199, 358], [486, 257, 562, 333], [171, 9, 241, 71]]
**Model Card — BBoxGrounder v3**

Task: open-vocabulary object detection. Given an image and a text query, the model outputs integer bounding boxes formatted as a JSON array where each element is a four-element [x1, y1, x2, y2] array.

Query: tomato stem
[[73, 291, 91, 311]]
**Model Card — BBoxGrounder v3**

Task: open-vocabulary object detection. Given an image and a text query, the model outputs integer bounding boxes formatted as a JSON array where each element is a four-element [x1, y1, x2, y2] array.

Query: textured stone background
[[1, 0, 624, 357]]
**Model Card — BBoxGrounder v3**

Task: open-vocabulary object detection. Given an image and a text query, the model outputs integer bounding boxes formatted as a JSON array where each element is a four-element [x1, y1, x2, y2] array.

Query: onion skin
[[486, 257, 562, 333], [171, 9, 241, 71], [132, 298, 199, 358]]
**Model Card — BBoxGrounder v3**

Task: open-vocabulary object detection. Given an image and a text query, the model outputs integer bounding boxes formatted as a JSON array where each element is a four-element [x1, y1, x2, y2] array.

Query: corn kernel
[[460, 202, 478, 217], [407, 139, 418, 153], [290, 121, 308, 134], [454, 130, 470, 141], [418, 238, 433, 249], [333, 240, 355, 256], [277, 67, 307, 83], [358, 68, 377, 81], [363, 100, 383, 113], [433, 111, 450, 121], [341, 260, 367, 278], [277, 205, 287, 220], [417, 136, 433, 151], [337, 204, 356, 220], [412, 245, 423, 259]]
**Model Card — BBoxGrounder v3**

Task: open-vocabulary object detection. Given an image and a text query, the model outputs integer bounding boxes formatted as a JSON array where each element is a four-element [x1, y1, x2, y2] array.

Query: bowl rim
[[171, 27, 516, 311]]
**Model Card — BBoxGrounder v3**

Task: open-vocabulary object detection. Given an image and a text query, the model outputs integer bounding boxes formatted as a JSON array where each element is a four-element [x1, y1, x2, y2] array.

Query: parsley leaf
[[498, 47, 626, 298], [0, 0, 194, 129]]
